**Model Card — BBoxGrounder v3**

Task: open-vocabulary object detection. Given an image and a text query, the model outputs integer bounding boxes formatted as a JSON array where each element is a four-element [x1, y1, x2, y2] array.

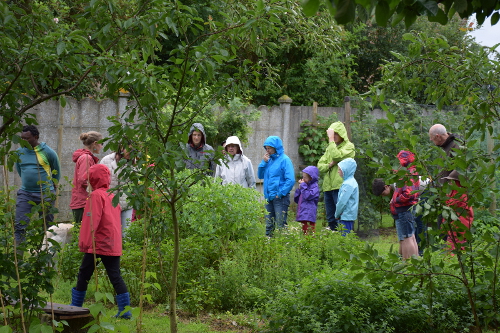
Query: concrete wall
[[1, 95, 132, 222], [1, 95, 371, 221]]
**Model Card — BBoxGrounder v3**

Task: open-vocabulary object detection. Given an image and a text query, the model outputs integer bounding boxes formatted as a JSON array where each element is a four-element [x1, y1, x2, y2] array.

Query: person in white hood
[[215, 136, 256, 189]]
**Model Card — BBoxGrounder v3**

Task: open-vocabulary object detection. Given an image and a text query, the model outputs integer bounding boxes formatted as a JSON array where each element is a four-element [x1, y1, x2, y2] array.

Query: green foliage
[[302, 0, 500, 27], [199, 97, 261, 148], [297, 114, 338, 167], [179, 183, 264, 243], [0, 186, 61, 330]]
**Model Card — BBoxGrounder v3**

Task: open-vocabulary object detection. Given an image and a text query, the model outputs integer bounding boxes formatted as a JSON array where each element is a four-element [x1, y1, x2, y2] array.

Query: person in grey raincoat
[[215, 136, 256, 188], [185, 123, 215, 173]]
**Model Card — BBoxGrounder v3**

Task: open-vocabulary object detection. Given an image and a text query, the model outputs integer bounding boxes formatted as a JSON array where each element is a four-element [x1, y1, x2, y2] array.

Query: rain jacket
[[70, 149, 99, 209], [335, 158, 359, 221], [258, 136, 295, 200], [390, 150, 420, 216], [294, 166, 320, 222], [185, 123, 215, 172], [15, 142, 61, 192], [317, 122, 356, 192], [79, 164, 122, 256], [215, 136, 256, 188], [99, 152, 130, 209]]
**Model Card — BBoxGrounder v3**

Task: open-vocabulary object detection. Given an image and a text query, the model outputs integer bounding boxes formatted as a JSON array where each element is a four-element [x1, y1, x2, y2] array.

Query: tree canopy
[[303, 0, 500, 28]]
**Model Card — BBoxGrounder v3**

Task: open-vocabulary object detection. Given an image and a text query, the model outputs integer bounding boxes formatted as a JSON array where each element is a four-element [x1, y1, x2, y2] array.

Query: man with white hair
[[428, 124, 461, 183]]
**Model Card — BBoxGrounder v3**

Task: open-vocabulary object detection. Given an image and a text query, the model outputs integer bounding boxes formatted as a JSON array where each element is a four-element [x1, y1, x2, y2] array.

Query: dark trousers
[[76, 253, 128, 295], [324, 190, 339, 231], [72, 208, 84, 224], [15, 189, 55, 243]]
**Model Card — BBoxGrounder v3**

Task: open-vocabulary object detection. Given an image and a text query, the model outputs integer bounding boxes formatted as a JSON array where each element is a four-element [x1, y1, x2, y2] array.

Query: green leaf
[[302, 0, 320, 16], [87, 324, 101, 333], [94, 291, 104, 302], [428, 8, 448, 24], [40, 325, 52, 333], [100, 322, 115, 330], [334, 0, 356, 24], [352, 272, 365, 281], [56, 42, 66, 55], [491, 12, 500, 25], [0, 326, 13, 333], [375, 0, 391, 26], [257, 0, 265, 11], [89, 303, 104, 318], [386, 112, 395, 123], [453, 0, 468, 13], [404, 11, 417, 28], [60, 96, 66, 108], [417, 0, 439, 16]]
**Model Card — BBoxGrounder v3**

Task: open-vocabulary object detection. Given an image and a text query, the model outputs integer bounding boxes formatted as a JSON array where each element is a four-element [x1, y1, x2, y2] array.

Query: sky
[[467, 16, 500, 47]]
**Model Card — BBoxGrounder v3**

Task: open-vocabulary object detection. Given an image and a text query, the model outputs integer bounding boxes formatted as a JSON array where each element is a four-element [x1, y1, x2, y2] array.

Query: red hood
[[73, 149, 99, 164], [89, 164, 110, 190]]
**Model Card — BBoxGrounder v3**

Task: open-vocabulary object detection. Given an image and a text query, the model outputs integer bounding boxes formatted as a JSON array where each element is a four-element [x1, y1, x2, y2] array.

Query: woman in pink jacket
[[70, 131, 102, 223], [69, 164, 131, 319]]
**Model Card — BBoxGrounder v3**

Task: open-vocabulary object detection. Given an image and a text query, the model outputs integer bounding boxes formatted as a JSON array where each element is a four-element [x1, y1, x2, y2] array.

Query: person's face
[[302, 172, 312, 183], [429, 132, 445, 146], [226, 144, 238, 156], [337, 168, 344, 178], [21, 131, 39, 148], [122, 147, 131, 160], [192, 130, 202, 146], [334, 133, 343, 144], [381, 185, 391, 196], [264, 146, 276, 155], [92, 141, 103, 154]]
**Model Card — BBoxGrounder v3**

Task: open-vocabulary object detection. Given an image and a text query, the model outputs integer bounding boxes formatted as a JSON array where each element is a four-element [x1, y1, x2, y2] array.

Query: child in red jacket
[[69, 164, 131, 319]]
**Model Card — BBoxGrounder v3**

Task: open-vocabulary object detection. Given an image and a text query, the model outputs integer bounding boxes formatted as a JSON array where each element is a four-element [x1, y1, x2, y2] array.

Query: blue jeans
[[265, 195, 290, 236], [324, 190, 339, 231], [394, 210, 416, 241], [15, 189, 55, 243]]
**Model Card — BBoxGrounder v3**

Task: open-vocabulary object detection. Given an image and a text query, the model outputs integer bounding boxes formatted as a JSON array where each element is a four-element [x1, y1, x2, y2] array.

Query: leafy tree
[[346, 30, 499, 333], [302, 0, 500, 28], [347, 14, 471, 94], [0, 0, 293, 331]]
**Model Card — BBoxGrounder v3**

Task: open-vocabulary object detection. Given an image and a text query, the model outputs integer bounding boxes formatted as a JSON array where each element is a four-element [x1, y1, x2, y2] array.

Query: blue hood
[[302, 166, 319, 184], [338, 158, 357, 179], [263, 136, 285, 156]]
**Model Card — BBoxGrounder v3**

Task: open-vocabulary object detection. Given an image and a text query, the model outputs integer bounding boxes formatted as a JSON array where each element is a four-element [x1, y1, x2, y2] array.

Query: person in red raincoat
[[442, 170, 474, 252], [69, 164, 132, 319]]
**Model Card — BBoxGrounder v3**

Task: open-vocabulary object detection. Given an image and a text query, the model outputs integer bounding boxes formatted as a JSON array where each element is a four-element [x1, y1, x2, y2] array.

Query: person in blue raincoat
[[294, 166, 320, 235], [335, 158, 359, 235], [258, 136, 295, 237]]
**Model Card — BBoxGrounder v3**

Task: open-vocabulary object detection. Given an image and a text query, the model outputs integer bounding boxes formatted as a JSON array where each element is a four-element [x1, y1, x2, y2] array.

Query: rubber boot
[[70, 287, 86, 307], [115, 292, 132, 319]]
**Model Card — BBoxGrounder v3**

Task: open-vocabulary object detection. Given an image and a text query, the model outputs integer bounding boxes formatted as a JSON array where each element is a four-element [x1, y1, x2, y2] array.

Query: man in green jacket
[[317, 122, 355, 231]]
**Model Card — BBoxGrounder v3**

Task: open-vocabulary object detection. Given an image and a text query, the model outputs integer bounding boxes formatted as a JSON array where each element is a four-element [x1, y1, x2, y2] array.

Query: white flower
[[54, 18, 59, 23]]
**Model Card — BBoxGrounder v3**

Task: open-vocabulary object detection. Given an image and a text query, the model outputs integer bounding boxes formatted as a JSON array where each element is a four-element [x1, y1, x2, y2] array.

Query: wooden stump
[[40, 303, 92, 333]]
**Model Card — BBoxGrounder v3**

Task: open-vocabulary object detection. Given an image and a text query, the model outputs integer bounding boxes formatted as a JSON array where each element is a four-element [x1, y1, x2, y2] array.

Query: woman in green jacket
[[317, 122, 355, 231]]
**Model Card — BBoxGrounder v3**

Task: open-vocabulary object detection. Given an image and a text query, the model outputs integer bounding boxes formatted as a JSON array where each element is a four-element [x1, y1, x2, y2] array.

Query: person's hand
[[327, 128, 335, 142], [329, 160, 337, 168], [298, 178, 304, 184], [263, 153, 270, 162]]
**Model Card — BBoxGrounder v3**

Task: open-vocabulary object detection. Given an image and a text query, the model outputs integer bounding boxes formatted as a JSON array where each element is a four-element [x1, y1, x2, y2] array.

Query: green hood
[[328, 121, 350, 143]]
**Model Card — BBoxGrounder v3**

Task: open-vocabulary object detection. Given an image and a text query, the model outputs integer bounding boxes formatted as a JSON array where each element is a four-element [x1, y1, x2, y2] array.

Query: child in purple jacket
[[294, 166, 320, 234]]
